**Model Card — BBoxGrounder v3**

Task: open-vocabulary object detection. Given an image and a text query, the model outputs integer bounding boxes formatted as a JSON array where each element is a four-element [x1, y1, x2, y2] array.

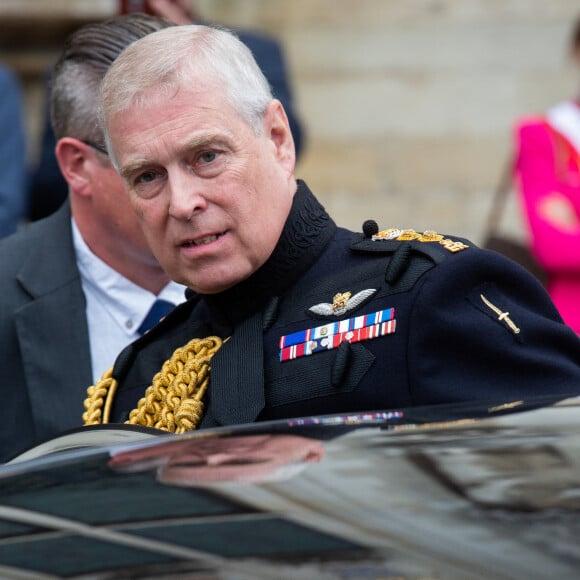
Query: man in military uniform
[[85, 24, 580, 433]]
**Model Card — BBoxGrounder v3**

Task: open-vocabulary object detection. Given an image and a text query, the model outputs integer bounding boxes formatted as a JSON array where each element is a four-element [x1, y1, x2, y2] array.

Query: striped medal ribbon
[[280, 308, 396, 362]]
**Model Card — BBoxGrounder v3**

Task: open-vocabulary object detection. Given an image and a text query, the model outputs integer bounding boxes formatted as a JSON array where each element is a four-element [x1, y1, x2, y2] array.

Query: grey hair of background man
[[50, 13, 174, 146], [99, 24, 274, 167]]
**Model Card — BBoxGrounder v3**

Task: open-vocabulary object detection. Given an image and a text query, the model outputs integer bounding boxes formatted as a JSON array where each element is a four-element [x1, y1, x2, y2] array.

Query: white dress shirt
[[547, 100, 580, 154], [72, 220, 186, 383]]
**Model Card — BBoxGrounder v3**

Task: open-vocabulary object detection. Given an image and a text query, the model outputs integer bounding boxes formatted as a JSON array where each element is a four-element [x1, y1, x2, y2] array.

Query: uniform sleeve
[[514, 119, 580, 273], [407, 247, 580, 405]]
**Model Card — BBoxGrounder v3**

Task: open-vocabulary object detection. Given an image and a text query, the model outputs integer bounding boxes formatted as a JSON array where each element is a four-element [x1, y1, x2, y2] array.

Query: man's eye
[[135, 171, 158, 184], [198, 151, 218, 164]]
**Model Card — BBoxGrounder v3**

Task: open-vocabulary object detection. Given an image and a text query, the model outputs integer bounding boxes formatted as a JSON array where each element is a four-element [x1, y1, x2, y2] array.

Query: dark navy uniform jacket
[[109, 181, 580, 427]]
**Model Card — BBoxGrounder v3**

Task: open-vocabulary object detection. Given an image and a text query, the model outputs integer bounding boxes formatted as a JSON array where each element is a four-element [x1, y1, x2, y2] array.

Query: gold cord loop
[[83, 336, 223, 433]]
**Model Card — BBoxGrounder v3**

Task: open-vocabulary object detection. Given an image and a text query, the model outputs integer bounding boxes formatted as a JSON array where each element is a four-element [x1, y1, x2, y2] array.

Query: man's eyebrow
[[179, 133, 230, 153], [119, 133, 231, 180], [119, 158, 152, 181]]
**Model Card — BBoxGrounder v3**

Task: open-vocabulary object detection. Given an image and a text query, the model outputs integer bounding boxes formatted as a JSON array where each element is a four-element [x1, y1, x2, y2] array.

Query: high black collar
[[193, 180, 336, 327]]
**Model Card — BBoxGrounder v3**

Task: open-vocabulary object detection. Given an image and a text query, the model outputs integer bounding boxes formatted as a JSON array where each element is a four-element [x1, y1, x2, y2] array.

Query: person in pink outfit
[[514, 17, 580, 334]]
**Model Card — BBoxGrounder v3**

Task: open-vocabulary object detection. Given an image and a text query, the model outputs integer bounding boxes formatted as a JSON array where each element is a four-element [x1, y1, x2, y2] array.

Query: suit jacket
[[0, 203, 92, 460], [0, 66, 27, 237]]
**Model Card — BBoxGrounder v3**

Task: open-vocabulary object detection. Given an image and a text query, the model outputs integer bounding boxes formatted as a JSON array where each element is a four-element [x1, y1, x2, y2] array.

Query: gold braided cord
[[128, 336, 222, 433], [82, 336, 223, 433], [83, 367, 115, 426]]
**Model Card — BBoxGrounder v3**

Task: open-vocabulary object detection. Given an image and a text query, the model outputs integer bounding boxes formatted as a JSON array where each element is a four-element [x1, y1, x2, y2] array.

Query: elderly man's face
[[107, 81, 296, 294]]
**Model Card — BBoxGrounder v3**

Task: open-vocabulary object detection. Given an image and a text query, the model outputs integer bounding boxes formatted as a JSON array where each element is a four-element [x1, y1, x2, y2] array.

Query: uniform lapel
[[202, 310, 265, 426]]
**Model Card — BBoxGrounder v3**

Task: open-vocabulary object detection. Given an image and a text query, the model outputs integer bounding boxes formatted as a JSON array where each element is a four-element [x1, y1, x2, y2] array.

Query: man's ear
[[265, 99, 296, 174], [54, 137, 94, 196]]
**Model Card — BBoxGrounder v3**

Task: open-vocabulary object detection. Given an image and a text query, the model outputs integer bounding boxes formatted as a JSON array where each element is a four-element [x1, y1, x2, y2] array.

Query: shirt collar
[[71, 219, 186, 335]]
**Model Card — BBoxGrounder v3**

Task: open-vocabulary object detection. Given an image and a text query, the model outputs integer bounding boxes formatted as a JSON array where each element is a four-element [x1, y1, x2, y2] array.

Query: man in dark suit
[[0, 14, 185, 462], [0, 66, 27, 237], [83, 24, 580, 436]]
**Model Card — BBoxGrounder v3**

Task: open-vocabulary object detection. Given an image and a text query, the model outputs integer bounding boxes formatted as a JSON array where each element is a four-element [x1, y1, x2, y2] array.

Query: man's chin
[[179, 263, 257, 295], [186, 277, 240, 296]]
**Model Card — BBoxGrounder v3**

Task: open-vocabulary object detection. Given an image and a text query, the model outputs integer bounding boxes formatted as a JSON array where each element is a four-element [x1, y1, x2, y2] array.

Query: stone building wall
[[2, 0, 579, 242]]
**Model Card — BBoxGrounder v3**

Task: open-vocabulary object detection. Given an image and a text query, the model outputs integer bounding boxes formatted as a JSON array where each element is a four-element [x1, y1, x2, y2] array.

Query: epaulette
[[350, 220, 472, 292], [351, 220, 471, 264]]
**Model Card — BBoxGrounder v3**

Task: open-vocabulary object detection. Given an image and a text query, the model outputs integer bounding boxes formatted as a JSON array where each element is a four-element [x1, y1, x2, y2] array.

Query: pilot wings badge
[[308, 289, 377, 317]]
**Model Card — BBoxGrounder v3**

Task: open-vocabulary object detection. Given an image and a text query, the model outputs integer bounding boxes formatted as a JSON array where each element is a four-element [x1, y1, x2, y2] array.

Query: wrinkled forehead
[[103, 78, 233, 166], [99, 31, 241, 124], [104, 70, 218, 124]]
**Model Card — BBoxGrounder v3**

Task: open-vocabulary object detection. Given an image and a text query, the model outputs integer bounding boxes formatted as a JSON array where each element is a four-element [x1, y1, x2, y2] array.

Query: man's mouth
[[182, 233, 224, 247]]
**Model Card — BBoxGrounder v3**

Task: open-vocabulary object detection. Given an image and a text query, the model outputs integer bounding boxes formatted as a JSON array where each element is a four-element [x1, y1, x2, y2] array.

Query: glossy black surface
[[0, 395, 578, 579]]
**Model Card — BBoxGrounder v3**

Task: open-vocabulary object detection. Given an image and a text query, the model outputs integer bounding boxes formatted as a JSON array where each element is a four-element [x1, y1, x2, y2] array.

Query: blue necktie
[[137, 299, 175, 335]]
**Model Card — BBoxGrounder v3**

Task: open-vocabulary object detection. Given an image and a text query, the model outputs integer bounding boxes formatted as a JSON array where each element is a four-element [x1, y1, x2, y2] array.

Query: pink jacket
[[514, 114, 580, 333]]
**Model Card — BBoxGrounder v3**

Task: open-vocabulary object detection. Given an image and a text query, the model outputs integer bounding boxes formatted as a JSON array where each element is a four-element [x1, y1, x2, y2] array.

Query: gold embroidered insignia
[[332, 292, 351, 314], [372, 228, 404, 241], [396, 229, 421, 241], [439, 238, 470, 253], [418, 230, 444, 242], [371, 227, 470, 253], [309, 289, 377, 317]]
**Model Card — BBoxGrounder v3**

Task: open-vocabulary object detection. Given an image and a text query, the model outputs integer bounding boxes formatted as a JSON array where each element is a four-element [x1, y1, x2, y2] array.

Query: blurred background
[[1, 0, 578, 242]]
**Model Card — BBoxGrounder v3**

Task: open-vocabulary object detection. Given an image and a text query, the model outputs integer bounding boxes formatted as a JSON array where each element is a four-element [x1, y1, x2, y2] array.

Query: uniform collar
[[199, 180, 336, 327]]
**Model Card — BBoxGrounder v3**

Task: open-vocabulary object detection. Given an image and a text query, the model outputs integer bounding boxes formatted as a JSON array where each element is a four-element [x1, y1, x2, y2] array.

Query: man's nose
[[167, 169, 208, 221]]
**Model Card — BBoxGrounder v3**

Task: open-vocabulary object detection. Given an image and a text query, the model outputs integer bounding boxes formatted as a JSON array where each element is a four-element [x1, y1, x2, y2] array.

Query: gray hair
[[99, 24, 274, 156], [50, 13, 174, 145]]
